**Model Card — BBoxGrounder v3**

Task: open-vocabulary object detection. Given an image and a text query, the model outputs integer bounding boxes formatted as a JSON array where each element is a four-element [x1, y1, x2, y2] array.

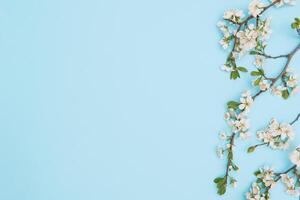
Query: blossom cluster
[[281, 174, 300, 197], [246, 147, 300, 199], [246, 167, 276, 200], [256, 118, 294, 150], [271, 68, 299, 99], [217, 91, 253, 158], [218, 1, 275, 79]]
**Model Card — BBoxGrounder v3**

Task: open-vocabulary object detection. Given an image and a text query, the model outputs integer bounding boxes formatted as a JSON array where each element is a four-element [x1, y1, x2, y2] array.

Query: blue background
[[0, 0, 300, 199]]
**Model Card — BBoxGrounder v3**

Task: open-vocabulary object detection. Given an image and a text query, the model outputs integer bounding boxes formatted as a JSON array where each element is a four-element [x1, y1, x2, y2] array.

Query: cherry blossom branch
[[252, 42, 300, 100], [215, 1, 299, 196], [247, 164, 299, 199], [248, 112, 300, 153], [229, 0, 280, 55]]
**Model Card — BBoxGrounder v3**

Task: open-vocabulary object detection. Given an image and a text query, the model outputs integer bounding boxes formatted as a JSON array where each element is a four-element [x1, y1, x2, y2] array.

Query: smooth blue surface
[[0, 0, 300, 199]]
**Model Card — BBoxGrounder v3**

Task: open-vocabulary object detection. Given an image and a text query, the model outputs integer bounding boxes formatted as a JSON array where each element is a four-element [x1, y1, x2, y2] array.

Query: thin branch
[[274, 165, 297, 181], [224, 133, 235, 183], [290, 113, 300, 125], [252, 42, 300, 100], [257, 52, 289, 59]]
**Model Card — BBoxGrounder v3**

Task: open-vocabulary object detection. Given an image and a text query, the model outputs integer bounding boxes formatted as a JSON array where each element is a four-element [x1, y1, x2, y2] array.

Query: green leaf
[[254, 77, 262, 86], [237, 67, 248, 72], [251, 71, 261, 76], [214, 177, 227, 195], [258, 68, 265, 75], [227, 101, 239, 110], [247, 146, 256, 153], [217, 186, 226, 195], [250, 51, 258, 55], [214, 177, 225, 183], [230, 70, 240, 80], [282, 89, 290, 100], [254, 170, 260, 176]]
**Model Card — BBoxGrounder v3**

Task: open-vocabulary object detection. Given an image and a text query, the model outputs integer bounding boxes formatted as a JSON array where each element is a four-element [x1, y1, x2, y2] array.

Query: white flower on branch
[[259, 79, 270, 91], [271, 85, 285, 97], [236, 24, 259, 55], [216, 146, 224, 158], [271, 0, 296, 7], [256, 118, 294, 150], [249, 0, 265, 17], [254, 55, 265, 67], [287, 75, 298, 87], [246, 183, 263, 200], [219, 131, 227, 140], [223, 10, 245, 23], [239, 93, 254, 112]]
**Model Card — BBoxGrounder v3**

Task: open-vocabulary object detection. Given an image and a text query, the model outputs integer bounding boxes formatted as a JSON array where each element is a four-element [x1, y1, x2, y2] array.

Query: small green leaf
[[258, 68, 265, 75], [237, 67, 248, 72], [247, 146, 256, 153], [217, 186, 226, 195], [250, 51, 258, 55], [214, 177, 227, 195], [282, 89, 290, 100], [254, 170, 260, 176], [214, 177, 224, 183], [251, 71, 261, 76], [254, 77, 262, 86], [227, 101, 239, 110], [230, 70, 240, 80]]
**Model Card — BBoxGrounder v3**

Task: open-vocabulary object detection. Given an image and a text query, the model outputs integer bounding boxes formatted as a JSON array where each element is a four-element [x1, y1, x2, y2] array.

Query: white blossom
[[281, 174, 295, 188], [223, 10, 245, 23], [259, 80, 270, 91], [224, 112, 231, 120], [216, 146, 224, 158], [246, 183, 262, 200], [236, 24, 259, 54], [287, 75, 298, 88], [271, 0, 296, 7], [271, 86, 285, 97], [249, 0, 265, 17], [257, 167, 276, 188], [231, 180, 237, 188], [254, 55, 265, 67], [219, 131, 227, 140], [239, 94, 254, 112], [256, 118, 294, 150]]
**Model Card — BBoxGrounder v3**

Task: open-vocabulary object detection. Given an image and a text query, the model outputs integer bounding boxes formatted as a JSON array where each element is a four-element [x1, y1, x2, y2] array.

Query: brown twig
[[290, 113, 300, 125]]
